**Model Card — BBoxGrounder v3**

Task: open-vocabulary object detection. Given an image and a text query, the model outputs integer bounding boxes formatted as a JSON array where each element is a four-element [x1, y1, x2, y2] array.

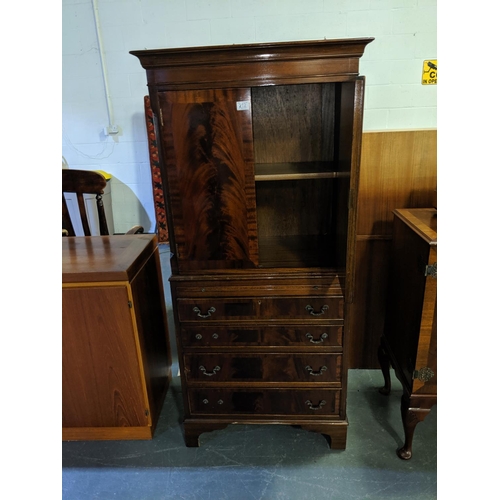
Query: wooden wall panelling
[[348, 130, 437, 369], [356, 130, 437, 236]]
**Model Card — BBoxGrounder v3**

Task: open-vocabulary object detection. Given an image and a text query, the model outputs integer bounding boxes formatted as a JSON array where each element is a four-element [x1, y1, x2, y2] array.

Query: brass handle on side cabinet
[[305, 365, 327, 376], [305, 305, 329, 316], [199, 365, 221, 377], [193, 306, 216, 318], [305, 400, 326, 411], [305, 332, 328, 344]]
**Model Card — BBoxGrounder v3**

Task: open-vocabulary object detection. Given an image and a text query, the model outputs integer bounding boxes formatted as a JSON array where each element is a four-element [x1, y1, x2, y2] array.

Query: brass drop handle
[[193, 306, 216, 318], [199, 365, 221, 377], [305, 305, 329, 316], [202, 399, 223, 404], [305, 365, 327, 376], [305, 400, 326, 411], [305, 332, 328, 344]]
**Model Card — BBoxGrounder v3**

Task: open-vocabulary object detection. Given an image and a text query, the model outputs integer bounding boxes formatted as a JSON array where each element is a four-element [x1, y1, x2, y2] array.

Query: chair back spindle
[[62, 170, 109, 236]]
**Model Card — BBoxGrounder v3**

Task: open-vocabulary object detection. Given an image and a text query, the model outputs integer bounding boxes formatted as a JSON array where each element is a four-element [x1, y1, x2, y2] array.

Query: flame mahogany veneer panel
[[159, 89, 258, 271]]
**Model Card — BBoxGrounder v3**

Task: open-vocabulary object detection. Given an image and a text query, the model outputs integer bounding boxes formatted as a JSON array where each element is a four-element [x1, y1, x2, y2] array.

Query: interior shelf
[[254, 162, 351, 181]]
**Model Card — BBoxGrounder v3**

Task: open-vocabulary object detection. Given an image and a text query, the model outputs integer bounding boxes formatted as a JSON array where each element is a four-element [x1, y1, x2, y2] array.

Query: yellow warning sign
[[422, 60, 437, 85]]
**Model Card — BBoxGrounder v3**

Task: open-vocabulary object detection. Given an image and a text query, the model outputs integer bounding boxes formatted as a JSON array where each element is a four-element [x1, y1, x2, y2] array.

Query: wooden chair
[[62, 169, 144, 236]]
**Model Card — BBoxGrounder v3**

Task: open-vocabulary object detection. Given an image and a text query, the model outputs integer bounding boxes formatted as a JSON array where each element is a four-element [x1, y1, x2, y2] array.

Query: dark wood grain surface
[[184, 353, 343, 384], [130, 38, 374, 90], [131, 38, 373, 448], [160, 88, 258, 271], [188, 388, 342, 416], [177, 296, 343, 322], [62, 235, 156, 283], [180, 325, 343, 349]]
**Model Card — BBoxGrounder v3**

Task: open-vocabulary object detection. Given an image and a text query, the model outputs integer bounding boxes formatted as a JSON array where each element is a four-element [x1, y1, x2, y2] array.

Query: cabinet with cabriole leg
[[378, 208, 437, 460], [131, 38, 373, 448]]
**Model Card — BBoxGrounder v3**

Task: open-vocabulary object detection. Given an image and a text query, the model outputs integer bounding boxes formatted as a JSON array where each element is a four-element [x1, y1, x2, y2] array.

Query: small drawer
[[183, 353, 342, 384], [181, 325, 343, 348], [177, 296, 343, 322], [188, 388, 342, 416]]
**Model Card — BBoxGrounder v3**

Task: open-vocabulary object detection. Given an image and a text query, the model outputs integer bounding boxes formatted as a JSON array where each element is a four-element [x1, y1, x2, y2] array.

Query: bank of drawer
[[177, 296, 343, 322], [188, 388, 341, 416], [180, 325, 343, 348], [184, 353, 342, 384]]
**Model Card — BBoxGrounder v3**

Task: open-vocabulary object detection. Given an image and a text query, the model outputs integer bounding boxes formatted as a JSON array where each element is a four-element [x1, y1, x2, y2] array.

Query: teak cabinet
[[378, 208, 437, 459], [131, 38, 373, 448], [62, 235, 172, 440]]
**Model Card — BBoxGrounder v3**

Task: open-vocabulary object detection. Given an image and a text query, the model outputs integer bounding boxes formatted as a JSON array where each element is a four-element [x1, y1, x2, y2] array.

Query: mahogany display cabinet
[[131, 38, 373, 448]]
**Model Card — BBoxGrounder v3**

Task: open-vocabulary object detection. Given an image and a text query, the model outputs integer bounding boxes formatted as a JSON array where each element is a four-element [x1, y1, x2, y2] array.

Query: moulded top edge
[[62, 234, 157, 283], [129, 37, 374, 66], [393, 208, 437, 245]]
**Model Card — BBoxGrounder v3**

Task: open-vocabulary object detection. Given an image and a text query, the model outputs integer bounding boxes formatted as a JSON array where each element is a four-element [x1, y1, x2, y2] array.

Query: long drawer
[[177, 296, 343, 322], [173, 274, 344, 298], [184, 353, 342, 384], [180, 324, 343, 348], [188, 388, 342, 416]]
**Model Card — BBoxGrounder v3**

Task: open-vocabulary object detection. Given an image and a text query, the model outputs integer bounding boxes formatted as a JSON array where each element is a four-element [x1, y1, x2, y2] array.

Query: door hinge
[[159, 108, 164, 127], [128, 301, 133, 308], [413, 367, 435, 382], [424, 262, 437, 278], [145, 409, 150, 417]]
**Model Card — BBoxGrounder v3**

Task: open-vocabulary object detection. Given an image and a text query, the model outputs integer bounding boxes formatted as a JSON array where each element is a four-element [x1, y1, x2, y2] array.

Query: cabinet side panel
[[62, 286, 148, 428], [159, 88, 258, 270], [336, 79, 364, 301], [347, 238, 390, 368], [384, 218, 428, 389], [130, 248, 172, 427]]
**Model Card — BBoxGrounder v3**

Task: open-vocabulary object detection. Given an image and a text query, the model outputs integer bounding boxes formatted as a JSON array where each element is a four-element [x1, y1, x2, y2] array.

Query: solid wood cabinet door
[[384, 213, 437, 391], [62, 285, 148, 429], [158, 88, 258, 272]]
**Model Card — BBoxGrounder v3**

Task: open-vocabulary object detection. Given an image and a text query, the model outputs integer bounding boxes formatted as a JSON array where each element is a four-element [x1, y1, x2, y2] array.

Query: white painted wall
[[62, 0, 437, 233]]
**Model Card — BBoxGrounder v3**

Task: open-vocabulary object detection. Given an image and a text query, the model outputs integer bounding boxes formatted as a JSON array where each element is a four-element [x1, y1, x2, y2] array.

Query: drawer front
[[188, 388, 341, 416], [174, 276, 344, 298], [181, 325, 343, 348], [184, 353, 342, 384], [177, 296, 343, 322]]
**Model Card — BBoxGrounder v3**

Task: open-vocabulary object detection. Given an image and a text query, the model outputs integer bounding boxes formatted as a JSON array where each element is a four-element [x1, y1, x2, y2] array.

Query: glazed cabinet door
[[158, 88, 258, 272]]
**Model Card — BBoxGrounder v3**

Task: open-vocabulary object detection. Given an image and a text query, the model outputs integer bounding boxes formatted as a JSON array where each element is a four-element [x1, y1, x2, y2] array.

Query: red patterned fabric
[[144, 96, 169, 243]]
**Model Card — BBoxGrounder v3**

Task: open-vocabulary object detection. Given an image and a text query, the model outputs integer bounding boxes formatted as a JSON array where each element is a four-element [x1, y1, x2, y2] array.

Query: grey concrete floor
[[62, 244, 437, 499]]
